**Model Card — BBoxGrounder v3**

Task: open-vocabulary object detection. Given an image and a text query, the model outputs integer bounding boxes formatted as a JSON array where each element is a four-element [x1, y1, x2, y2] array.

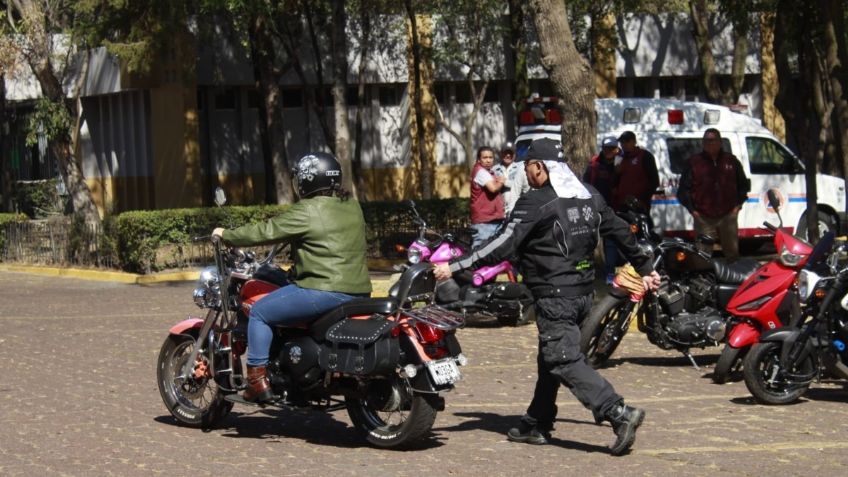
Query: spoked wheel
[[580, 294, 635, 368], [346, 377, 437, 448], [157, 333, 233, 427], [743, 342, 814, 405], [712, 345, 746, 384]]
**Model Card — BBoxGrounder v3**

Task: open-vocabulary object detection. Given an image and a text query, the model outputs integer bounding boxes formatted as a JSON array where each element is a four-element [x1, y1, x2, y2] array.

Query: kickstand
[[683, 350, 700, 371]]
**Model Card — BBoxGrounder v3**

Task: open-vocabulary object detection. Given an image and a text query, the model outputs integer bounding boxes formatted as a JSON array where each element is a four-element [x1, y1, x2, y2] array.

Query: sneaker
[[506, 422, 549, 445], [606, 403, 645, 456]]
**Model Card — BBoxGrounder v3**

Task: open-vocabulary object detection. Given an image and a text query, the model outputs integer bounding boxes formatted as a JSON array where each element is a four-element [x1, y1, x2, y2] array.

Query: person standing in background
[[469, 146, 506, 248], [677, 128, 750, 262], [498, 142, 531, 216], [584, 136, 622, 284]]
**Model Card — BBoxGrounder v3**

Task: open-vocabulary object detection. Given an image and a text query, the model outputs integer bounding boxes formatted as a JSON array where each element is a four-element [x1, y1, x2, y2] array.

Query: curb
[[0, 264, 396, 294]]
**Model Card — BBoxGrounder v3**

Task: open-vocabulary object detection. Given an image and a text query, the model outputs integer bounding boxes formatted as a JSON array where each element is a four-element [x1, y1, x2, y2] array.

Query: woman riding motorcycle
[[211, 152, 371, 403]]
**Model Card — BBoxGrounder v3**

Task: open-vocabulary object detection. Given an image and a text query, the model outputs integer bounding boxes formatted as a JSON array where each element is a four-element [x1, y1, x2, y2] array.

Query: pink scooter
[[391, 200, 535, 326]]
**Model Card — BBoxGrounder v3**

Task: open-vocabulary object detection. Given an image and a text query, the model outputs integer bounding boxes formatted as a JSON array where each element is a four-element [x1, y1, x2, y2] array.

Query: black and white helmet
[[292, 152, 342, 198]]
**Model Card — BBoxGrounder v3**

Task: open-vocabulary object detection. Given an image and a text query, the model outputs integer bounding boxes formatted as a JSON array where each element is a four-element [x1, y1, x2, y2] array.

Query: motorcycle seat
[[309, 298, 398, 341], [712, 258, 760, 284]]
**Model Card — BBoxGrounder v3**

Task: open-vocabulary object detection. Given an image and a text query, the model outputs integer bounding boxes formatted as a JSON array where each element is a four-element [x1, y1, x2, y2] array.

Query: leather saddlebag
[[318, 315, 400, 375]]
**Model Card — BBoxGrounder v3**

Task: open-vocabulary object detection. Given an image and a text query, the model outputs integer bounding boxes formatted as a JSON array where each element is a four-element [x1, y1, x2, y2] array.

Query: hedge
[[113, 198, 470, 273], [114, 205, 290, 273], [2, 198, 472, 273]]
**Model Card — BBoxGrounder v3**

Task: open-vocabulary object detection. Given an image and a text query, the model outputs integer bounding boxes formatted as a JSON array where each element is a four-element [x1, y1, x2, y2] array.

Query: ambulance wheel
[[796, 211, 836, 243]]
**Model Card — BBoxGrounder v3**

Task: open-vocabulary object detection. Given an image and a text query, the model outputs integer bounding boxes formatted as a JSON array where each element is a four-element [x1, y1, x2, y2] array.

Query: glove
[[612, 263, 645, 297]]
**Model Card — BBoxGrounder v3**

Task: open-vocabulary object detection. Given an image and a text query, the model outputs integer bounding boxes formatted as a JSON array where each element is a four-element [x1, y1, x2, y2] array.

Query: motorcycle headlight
[[198, 266, 221, 288], [407, 248, 422, 264], [194, 266, 221, 308], [779, 243, 804, 267], [798, 269, 822, 301]]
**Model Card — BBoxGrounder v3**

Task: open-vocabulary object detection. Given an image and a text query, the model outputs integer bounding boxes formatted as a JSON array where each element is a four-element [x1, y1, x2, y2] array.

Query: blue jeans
[[246, 284, 365, 366], [471, 221, 502, 249], [604, 238, 620, 279]]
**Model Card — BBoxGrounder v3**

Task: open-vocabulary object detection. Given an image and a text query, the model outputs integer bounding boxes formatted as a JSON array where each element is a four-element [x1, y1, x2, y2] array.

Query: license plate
[[425, 358, 462, 386]]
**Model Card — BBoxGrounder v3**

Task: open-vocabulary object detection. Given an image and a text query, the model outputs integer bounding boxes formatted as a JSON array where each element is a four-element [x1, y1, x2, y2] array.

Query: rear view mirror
[[214, 187, 227, 207], [766, 189, 780, 212]]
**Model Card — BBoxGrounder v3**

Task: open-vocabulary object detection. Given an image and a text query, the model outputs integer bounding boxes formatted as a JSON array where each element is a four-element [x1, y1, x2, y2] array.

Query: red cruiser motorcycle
[[157, 192, 466, 449], [713, 191, 832, 383]]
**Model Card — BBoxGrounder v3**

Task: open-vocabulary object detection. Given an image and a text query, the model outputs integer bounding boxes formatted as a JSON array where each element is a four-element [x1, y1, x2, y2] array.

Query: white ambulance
[[514, 96, 847, 243]]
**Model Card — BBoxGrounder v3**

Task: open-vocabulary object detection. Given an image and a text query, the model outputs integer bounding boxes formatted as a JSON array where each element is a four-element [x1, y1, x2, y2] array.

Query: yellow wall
[[86, 176, 154, 214], [363, 164, 470, 201]]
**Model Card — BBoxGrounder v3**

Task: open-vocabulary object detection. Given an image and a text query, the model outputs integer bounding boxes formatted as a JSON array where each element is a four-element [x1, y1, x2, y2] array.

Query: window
[[746, 137, 803, 174], [346, 86, 370, 105], [246, 89, 261, 109], [666, 137, 732, 174], [378, 85, 402, 106], [214, 88, 236, 110], [281, 88, 303, 108]]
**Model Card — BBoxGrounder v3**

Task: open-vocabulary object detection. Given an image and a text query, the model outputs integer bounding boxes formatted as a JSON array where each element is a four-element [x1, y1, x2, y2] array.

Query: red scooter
[[713, 190, 829, 383]]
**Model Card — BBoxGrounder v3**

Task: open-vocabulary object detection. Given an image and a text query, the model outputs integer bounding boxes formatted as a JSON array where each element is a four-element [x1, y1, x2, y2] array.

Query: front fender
[[169, 317, 204, 336], [727, 322, 761, 348], [759, 327, 802, 343]]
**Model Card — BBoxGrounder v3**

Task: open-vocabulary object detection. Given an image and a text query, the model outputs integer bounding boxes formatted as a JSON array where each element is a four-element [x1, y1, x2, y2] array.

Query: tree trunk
[[304, 3, 336, 152], [16, 1, 100, 226], [821, 0, 848, 203], [352, 0, 372, 200], [528, 0, 596, 174], [0, 73, 10, 212], [508, 0, 529, 125], [331, 0, 356, 197], [404, 1, 433, 199], [690, 0, 749, 105], [249, 10, 295, 204], [760, 12, 786, 141]]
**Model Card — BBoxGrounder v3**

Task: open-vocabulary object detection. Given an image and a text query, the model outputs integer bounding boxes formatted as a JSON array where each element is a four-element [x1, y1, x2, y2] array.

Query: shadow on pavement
[[155, 409, 446, 450], [442, 412, 610, 454], [598, 353, 719, 369]]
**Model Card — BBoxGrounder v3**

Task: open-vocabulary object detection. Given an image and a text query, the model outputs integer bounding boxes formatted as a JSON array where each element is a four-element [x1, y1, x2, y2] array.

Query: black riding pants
[[521, 295, 622, 430]]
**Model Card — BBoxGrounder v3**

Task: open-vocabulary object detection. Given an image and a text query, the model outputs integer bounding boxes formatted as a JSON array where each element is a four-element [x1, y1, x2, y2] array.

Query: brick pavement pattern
[[1, 271, 848, 476]]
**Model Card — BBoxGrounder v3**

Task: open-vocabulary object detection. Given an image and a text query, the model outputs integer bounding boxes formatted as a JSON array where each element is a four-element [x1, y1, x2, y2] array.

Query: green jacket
[[222, 196, 372, 295]]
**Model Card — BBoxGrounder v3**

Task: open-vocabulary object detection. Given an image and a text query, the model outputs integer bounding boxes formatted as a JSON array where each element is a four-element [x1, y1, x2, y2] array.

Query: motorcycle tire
[[743, 342, 813, 405], [580, 293, 633, 368], [496, 300, 536, 327], [712, 345, 745, 384], [157, 332, 233, 428], [346, 377, 437, 449]]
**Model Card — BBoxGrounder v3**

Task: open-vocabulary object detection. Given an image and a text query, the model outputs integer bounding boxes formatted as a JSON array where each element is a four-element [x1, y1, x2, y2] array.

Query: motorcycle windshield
[[804, 231, 835, 269]]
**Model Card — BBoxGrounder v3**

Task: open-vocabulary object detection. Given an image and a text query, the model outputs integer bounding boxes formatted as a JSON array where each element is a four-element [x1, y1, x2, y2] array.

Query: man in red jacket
[[469, 146, 506, 247], [677, 128, 750, 262], [613, 131, 659, 213]]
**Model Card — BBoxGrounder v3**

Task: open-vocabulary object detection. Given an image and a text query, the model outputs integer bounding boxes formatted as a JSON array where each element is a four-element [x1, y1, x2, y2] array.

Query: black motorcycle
[[742, 238, 848, 404], [580, 201, 761, 368]]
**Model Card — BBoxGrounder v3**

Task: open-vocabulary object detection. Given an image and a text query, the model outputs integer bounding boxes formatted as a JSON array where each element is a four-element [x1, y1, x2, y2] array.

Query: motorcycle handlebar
[[763, 221, 778, 232]]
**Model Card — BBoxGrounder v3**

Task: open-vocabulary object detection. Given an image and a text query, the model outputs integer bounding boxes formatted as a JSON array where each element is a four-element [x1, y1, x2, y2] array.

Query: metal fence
[[1, 219, 115, 268]]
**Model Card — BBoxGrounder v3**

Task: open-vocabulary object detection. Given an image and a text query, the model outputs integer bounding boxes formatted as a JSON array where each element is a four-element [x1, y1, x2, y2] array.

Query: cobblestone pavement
[[1, 271, 848, 477]]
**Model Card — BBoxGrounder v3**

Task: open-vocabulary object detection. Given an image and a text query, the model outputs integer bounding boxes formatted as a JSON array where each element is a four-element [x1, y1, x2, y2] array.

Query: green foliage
[[14, 179, 64, 219], [26, 98, 71, 146], [114, 204, 289, 273]]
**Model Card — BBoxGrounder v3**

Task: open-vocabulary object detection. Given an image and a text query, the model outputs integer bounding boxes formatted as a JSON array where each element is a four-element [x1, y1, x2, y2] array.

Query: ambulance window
[[666, 138, 732, 174], [515, 140, 532, 161], [746, 137, 803, 174]]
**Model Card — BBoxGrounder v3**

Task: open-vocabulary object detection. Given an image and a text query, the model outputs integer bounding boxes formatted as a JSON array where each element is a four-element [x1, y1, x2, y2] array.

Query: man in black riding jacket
[[434, 138, 661, 456]]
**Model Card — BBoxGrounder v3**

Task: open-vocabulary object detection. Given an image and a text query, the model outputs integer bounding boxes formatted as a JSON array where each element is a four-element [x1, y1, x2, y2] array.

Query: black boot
[[605, 402, 645, 456], [506, 421, 550, 445]]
